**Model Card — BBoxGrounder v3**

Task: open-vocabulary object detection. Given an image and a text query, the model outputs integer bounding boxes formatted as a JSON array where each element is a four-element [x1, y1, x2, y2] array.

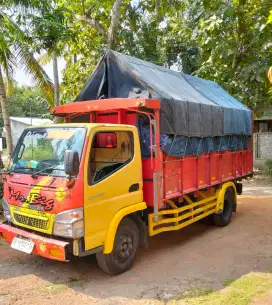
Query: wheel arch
[[103, 202, 147, 254], [215, 181, 237, 214]]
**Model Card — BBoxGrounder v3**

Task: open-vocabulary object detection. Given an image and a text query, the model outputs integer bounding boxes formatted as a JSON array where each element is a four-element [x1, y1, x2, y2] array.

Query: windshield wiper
[[2, 166, 34, 175], [31, 166, 65, 179]]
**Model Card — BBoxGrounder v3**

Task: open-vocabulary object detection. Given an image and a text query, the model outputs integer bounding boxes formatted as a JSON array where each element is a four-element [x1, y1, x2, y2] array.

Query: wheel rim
[[116, 233, 134, 263]]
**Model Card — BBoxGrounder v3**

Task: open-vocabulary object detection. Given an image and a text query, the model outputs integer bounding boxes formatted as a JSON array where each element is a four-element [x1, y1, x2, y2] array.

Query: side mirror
[[64, 150, 79, 176]]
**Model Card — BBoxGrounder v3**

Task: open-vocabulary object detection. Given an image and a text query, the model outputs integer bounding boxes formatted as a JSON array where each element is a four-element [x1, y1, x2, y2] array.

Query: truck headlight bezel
[[53, 208, 84, 238], [2, 199, 12, 222]]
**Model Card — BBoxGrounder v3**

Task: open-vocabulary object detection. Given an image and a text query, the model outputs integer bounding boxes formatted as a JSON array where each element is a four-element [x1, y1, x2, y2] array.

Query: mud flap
[[236, 183, 243, 195]]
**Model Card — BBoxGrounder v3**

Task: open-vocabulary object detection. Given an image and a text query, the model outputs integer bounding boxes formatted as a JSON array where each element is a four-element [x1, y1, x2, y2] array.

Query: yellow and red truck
[[0, 52, 253, 275]]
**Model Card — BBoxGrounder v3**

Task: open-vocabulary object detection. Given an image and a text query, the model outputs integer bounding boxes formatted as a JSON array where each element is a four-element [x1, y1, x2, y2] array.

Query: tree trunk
[[107, 0, 124, 50], [232, 0, 247, 70], [52, 52, 60, 107], [0, 67, 13, 154], [52, 53, 62, 123]]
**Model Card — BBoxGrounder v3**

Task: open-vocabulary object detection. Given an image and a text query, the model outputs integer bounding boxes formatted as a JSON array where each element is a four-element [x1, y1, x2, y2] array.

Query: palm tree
[[31, 6, 72, 109], [52, 52, 60, 106], [38, 50, 62, 123], [38, 51, 60, 107], [0, 11, 53, 154]]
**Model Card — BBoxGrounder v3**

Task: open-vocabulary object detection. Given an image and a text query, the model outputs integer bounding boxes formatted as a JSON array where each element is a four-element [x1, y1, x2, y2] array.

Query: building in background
[[254, 116, 272, 169], [3, 117, 53, 149]]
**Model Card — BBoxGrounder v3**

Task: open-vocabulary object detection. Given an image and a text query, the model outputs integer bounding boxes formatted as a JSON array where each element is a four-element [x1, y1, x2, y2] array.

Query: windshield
[[11, 127, 86, 176]]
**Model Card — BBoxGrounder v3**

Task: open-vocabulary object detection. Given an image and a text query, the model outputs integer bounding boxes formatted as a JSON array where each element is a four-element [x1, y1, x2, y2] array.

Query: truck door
[[84, 127, 143, 251]]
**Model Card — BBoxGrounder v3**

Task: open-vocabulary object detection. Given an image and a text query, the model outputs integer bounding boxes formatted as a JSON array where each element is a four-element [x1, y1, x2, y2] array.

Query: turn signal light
[[49, 247, 64, 259], [66, 178, 76, 188], [0, 232, 7, 240]]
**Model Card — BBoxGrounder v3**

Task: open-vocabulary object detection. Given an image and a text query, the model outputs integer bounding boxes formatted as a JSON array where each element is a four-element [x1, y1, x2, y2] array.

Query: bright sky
[[15, 58, 66, 86]]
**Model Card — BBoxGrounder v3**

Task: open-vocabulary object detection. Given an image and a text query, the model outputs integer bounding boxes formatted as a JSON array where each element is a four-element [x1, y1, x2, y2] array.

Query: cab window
[[89, 131, 134, 184]]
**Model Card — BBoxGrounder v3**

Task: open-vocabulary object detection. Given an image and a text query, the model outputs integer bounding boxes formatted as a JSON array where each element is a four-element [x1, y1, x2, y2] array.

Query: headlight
[[53, 208, 84, 238], [2, 199, 12, 222]]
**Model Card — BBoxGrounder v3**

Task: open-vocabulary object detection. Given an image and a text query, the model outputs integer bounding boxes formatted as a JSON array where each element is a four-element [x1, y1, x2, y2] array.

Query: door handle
[[129, 183, 139, 193]]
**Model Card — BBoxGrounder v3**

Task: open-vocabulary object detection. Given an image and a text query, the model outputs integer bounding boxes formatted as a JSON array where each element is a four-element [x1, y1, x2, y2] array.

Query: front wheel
[[213, 187, 235, 227], [96, 218, 139, 275]]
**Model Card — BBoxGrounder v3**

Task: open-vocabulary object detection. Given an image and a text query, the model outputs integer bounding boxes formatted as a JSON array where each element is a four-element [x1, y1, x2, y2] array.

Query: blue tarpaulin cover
[[184, 75, 252, 136], [137, 117, 250, 159], [76, 50, 252, 137], [75, 50, 252, 157]]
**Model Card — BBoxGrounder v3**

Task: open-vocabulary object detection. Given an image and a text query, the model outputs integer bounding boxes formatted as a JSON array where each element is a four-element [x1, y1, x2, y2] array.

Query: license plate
[[11, 236, 34, 254]]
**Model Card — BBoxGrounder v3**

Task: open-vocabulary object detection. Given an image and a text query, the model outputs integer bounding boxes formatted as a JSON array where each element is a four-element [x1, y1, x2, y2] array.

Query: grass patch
[[268, 267, 272, 274], [170, 273, 272, 305], [222, 278, 236, 287], [173, 288, 213, 301], [68, 279, 88, 289], [36, 283, 67, 295], [35, 279, 88, 295], [264, 159, 272, 177]]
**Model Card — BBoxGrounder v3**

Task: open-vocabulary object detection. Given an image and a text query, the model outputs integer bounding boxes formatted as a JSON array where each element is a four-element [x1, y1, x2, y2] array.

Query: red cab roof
[[51, 98, 160, 116]]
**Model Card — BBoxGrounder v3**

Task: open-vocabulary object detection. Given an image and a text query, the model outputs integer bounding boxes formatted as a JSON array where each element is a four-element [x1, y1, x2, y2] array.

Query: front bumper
[[0, 223, 69, 262]]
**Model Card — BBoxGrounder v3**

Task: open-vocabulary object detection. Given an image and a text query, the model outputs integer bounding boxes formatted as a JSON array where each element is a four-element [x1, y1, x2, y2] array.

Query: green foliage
[[22, 145, 54, 161], [59, 0, 195, 102], [267, 10, 272, 24], [190, 0, 272, 112], [264, 159, 272, 177], [28, 5, 74, 58], [57, 0, 272, 114], [61, 38, 104, 101], [0, 3, 54, 105], [58, 0, 111, 101], [2, 0, 272, 113], [21, 137, 55, 161], [0, 85, 51, 128]]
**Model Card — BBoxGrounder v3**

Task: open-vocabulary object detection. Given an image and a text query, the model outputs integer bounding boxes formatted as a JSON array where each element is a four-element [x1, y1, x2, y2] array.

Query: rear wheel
[[96, 218, 139, 275], [213, 187, 235, 227]]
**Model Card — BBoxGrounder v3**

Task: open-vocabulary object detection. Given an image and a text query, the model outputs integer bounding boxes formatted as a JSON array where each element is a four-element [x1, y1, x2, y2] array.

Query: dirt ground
[[1, 178, 272, 305]]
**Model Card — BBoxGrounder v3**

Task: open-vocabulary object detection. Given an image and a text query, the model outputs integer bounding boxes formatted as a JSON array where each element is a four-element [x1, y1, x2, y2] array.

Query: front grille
[[13, 213, 49, 230]]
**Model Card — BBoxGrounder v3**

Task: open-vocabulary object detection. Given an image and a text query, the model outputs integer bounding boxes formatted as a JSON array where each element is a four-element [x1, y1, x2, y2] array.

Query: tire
[[96, 218, 139, 275], [200, 214, 214, 225], [213, 187, 235, 227]]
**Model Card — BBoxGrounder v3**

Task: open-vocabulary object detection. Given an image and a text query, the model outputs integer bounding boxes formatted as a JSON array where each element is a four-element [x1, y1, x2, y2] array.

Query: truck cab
[[1, 122, 146, 274]]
